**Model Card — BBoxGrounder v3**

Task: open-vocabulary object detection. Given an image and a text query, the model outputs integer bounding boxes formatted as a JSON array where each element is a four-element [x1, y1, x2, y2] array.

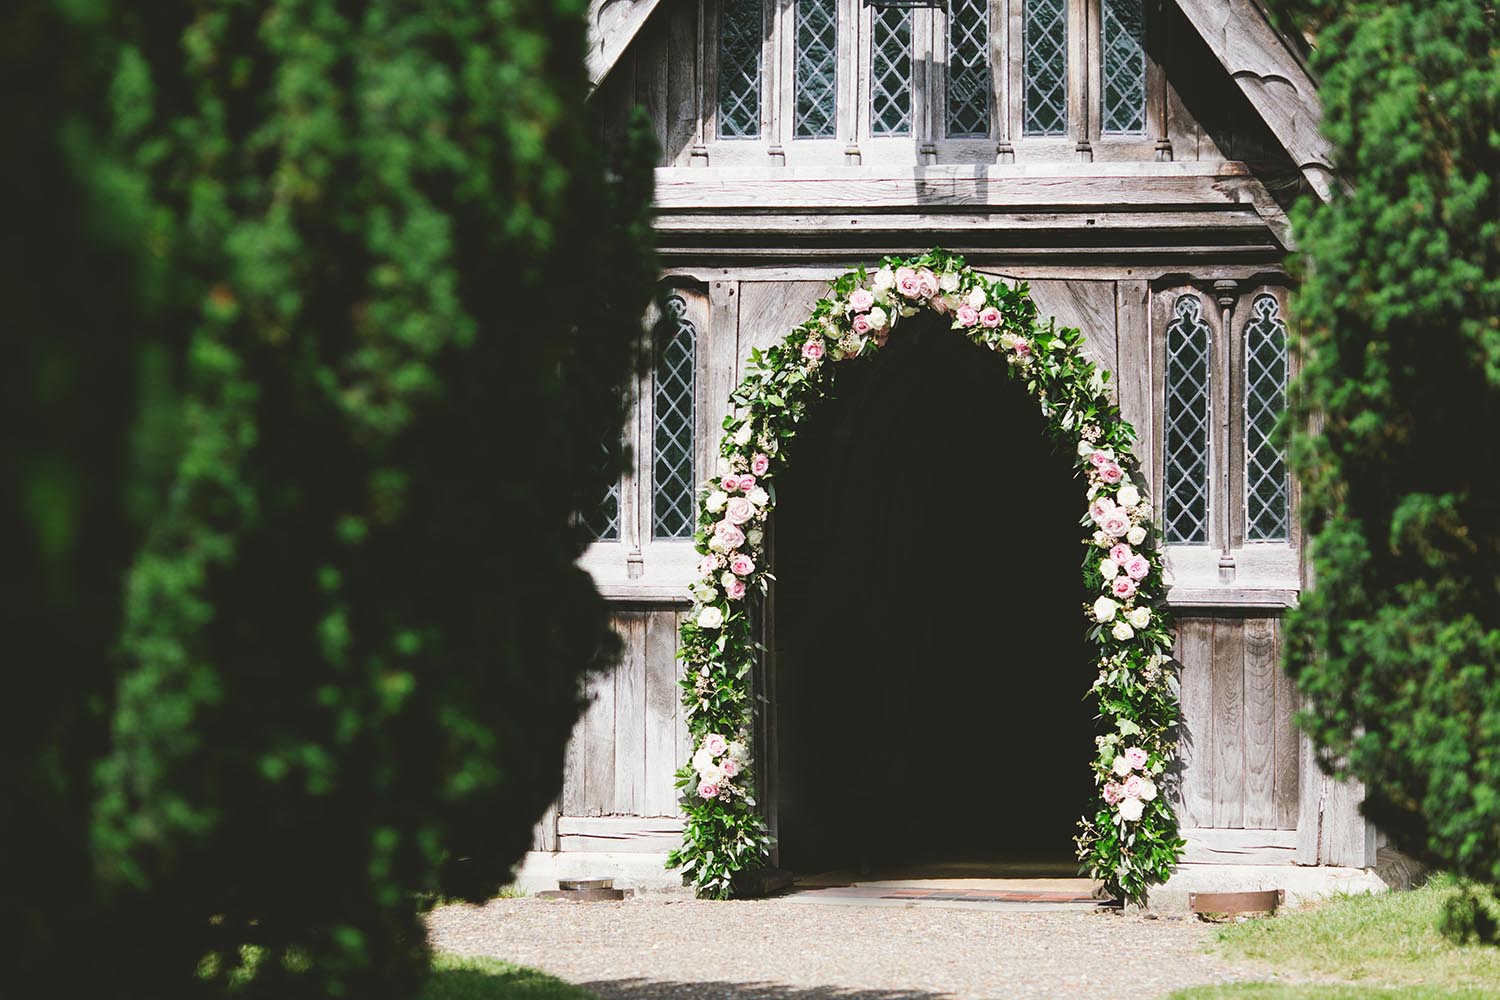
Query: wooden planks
[[558, 815, 686, 853], [1024, 279, 1118, 374], [1272, 617, 1300, 829], [1115, 278, 1153, 486], [1180, 828, 1297, 866], [643, 609, 684, 816], [588, 0, 664, 86], [1174, 618, 1216, 828], [735, 282, 831, 381], [1242, 616, 1278, 828]]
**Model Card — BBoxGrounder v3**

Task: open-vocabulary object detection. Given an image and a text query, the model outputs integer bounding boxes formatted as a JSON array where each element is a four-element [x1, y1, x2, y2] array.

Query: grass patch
[[1168, 875, 1500, 1000], [422, 956, 596, 1000]]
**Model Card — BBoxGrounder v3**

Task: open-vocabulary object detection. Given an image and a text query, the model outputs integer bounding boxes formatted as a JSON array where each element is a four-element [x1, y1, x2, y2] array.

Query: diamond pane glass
[[946, 0, 991, 137], [585, 442, 621, 541], [718, 0, 763, 139], [1245, 295, 1290, 542], [1102, 0, 1147, 135], [653, 296, 697, 539], [1164, 294, 1212, 544], [1024, 0, 1068, 136], [795, 0, 838, 138], [871, 7, 912, 137]]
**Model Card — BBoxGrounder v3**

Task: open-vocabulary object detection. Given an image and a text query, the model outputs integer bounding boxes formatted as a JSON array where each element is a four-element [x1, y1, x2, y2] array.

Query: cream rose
[[966, 286, 986, 309], [725, 497, 755, 525], [939, 270, 961, 293], [1093, 596, 1119, 623], [1102, 512, 1131, 538], [1111, 620, 1136, 641], [746, 527, 765, 548], [1138, 778, 1158, 802], [747, 486, 769, 508], [706, 490, 728, 513], [1100, 558, 1119, 580], [867, 306, 890, 330], [1117, 484, 1141, 509], [1118, 796, 1145, 822], [872, 266, 895, 292], [1128, 606, 1152, 629], [696, 605, 724, 629], [1126, 525, 1147, 546], [733, 423, 753, 446], [1077, 440, 1096, 458], [1112, 755, 1132, 777]]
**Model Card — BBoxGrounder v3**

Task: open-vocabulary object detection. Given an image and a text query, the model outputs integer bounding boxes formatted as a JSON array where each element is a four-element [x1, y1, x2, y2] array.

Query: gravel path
[[428, 895, 1273, 999]]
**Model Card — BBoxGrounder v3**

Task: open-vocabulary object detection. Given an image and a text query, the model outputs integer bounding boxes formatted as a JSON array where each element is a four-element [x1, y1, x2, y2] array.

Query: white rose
[[1126, 525, 1147, 546], [1118, 797, 1145, 822], [1112, 755, 1132, 777], [746, 528, 765, 548], [939, 270, 960, 293], [692, 747, 714, 772], [690, 582, 717, 603], [1092, 530, 1110, 547], [1138, 778, 1158, 802], [1100, 559, 1119, 580], [720, 570, 738, 589], [727, 740, 748, 761], [696, 605, 724, 629], [708, 532, 730, 553], [1118, 485, 1141, 508], [699, 764, 725, 786], [1128, 606, 1152, 630], [1077, 440, 1095, 458], [966, 287, 986, 309], [872, 266, 895, 292], [1093, 596, 1119, 623], [733, 423, 753, 446], [899, 304, 918, 318], [706, 490, 728, 513], [867, 306, 890, 330], [1112, 620, 1136, 642], [747, 486, 769, 508]]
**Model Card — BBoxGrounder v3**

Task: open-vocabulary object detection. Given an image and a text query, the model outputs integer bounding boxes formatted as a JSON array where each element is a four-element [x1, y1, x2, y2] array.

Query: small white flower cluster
[[1081, 443, 1157, 641], [691, 732, 749, 801], [1104, 745, 1160, 822]]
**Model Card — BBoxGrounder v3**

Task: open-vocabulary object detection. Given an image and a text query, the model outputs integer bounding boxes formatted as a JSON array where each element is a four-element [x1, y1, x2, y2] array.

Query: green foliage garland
[[666, 250, 1185, 903]]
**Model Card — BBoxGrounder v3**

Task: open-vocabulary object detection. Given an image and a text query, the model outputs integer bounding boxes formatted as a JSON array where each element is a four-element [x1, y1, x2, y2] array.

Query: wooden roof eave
[[587, 0, 665, 87]]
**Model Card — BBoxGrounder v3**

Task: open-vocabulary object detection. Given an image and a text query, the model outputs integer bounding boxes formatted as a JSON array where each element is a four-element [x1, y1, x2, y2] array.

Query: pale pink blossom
[[1100, 462, 1123, 484], [737, 474, 756, 492], [725, 578, 747, 600], [917, 268, 940, 298], [1103, 782, 1124, 805], [730, 553, 755, 576], [698, 555, 720, 576], [722, 475, 740, 493], [1101, 512, 1131, 538], [751, 453, 770, 476], [698, 781, 720, 799], [1125, 746, 1149, 769], [1124, 555, 1150, 581], [1090, 498, 1117, 524], [802, 338, 826, 362], [1109, 543, 1133, 565], [721, 758, 740, 778], [705, 734, 728, 755], [929, 294, 949, 315], [714, 520, 746, 550], [1111, 576, 1138, 599], [956, 304, 979, 327], [850, 288, 875, 311], [979, 306, 1002, 328], [1013, 339, 1032, 357], [1090, 451, 1111, 469], [1124, 775, 1144, 799], [896, 266, 922, 299], [725, 497, 755, 525], [852, 313, 873, 335]]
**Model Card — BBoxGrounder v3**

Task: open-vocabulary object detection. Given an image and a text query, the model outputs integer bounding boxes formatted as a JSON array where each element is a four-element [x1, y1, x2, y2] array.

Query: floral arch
[[665, 251, 1184, 904]]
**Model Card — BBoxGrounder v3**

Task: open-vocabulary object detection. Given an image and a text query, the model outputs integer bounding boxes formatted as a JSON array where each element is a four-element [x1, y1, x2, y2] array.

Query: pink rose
[[1109, 543, 1133, 565], [896, 266, 921, 299], [705, 734, 728, 755], [714, 520, 745, 550], [725, 578, 747, 600], [852, 313, 873, 335], [979, 307, 1002, 328], [956, 304, 979, 327], [1125, 555, 1150, 581], [1090, 451, 1110, 469], [1103, 782, 1124, 805], [1112, 576, 1137, 599], [737, 474, 756, 492], [1090, 498, 1117, 524], [730, 553, 755, 576], [929, 294, 949, 315], [917, 268, 940, 298], [1124, 775, 1144, 799], [697, 781, 720, 800], [1013, 339, 1032, 357], [1102, 512, 1131, 538], [722, 475, 740, 493], [751, 453, 770, 476], [850, 288, 875, 311], [725, 497, 754, 525], [1100, 462, 1123, 484], [802, 338, 826, 362], [1125, 746, 1149, 769], [698, 555, 720, 576], [721, 758, 740, 778]]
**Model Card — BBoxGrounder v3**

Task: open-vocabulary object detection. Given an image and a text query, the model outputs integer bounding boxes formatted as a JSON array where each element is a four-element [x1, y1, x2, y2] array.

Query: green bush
[[1273, 0, 1500, 914], [6, 1, 654, 997]]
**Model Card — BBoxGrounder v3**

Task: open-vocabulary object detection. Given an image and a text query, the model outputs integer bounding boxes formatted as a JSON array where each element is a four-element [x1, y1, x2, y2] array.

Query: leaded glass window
[[718, 0, 763, 139], [795, 0, 838, 138], [652, 296, 697, 539], [586, 442, 621, 542], [1164, 294, 1212, 544], [1023, 0, 1068, 136], [1101, 0, 1146, 135], [946, 0, 991, 137], [870, 6, 913, 137], [1244, 295, 1289, 542]]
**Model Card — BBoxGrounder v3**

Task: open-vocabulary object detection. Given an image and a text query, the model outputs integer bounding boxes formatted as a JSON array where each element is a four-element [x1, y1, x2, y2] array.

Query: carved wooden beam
[[588, 0, 664, 86], [1172, 0, 1336, 201]]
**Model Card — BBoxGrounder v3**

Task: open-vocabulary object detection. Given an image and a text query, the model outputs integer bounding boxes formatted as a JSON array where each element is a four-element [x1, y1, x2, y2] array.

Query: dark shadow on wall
[[771, 309, 1095, 874]]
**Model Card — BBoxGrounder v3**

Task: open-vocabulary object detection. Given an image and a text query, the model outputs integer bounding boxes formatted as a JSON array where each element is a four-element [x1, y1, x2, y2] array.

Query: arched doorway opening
[[771, 308, 1094, 875]]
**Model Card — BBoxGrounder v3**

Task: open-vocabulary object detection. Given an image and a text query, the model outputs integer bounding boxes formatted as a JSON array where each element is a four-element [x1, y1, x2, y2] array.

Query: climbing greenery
[[1269, 0, 1500, 930], [667, 250, 1183, 904], [10, 2, 657, 997]]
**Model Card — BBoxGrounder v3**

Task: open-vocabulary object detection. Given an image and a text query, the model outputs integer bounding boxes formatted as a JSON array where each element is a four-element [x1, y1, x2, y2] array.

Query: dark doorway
[[772, 309, 1094, 874]]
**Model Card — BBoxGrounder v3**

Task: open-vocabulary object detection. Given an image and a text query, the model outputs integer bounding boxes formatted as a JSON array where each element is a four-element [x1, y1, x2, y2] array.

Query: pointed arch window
[[1163, 293, 1212, 544], [1244, 294, 1289, 542]]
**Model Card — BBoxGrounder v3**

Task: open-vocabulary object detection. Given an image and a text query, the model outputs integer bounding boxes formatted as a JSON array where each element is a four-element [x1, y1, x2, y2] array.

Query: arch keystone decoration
[[665, 250, 1184, 903]]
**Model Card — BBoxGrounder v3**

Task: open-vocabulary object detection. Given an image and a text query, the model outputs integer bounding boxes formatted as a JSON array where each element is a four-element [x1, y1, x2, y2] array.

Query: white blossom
[[1126, 525, 1147, 546], [1118, 797, 1145, 822], [1111, 620, 1136, 641], [706, 491, 728, 513], [1093, 596, 1119, 622], [1128, 606, 1152, 630], [696, 605, 724, 629]]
